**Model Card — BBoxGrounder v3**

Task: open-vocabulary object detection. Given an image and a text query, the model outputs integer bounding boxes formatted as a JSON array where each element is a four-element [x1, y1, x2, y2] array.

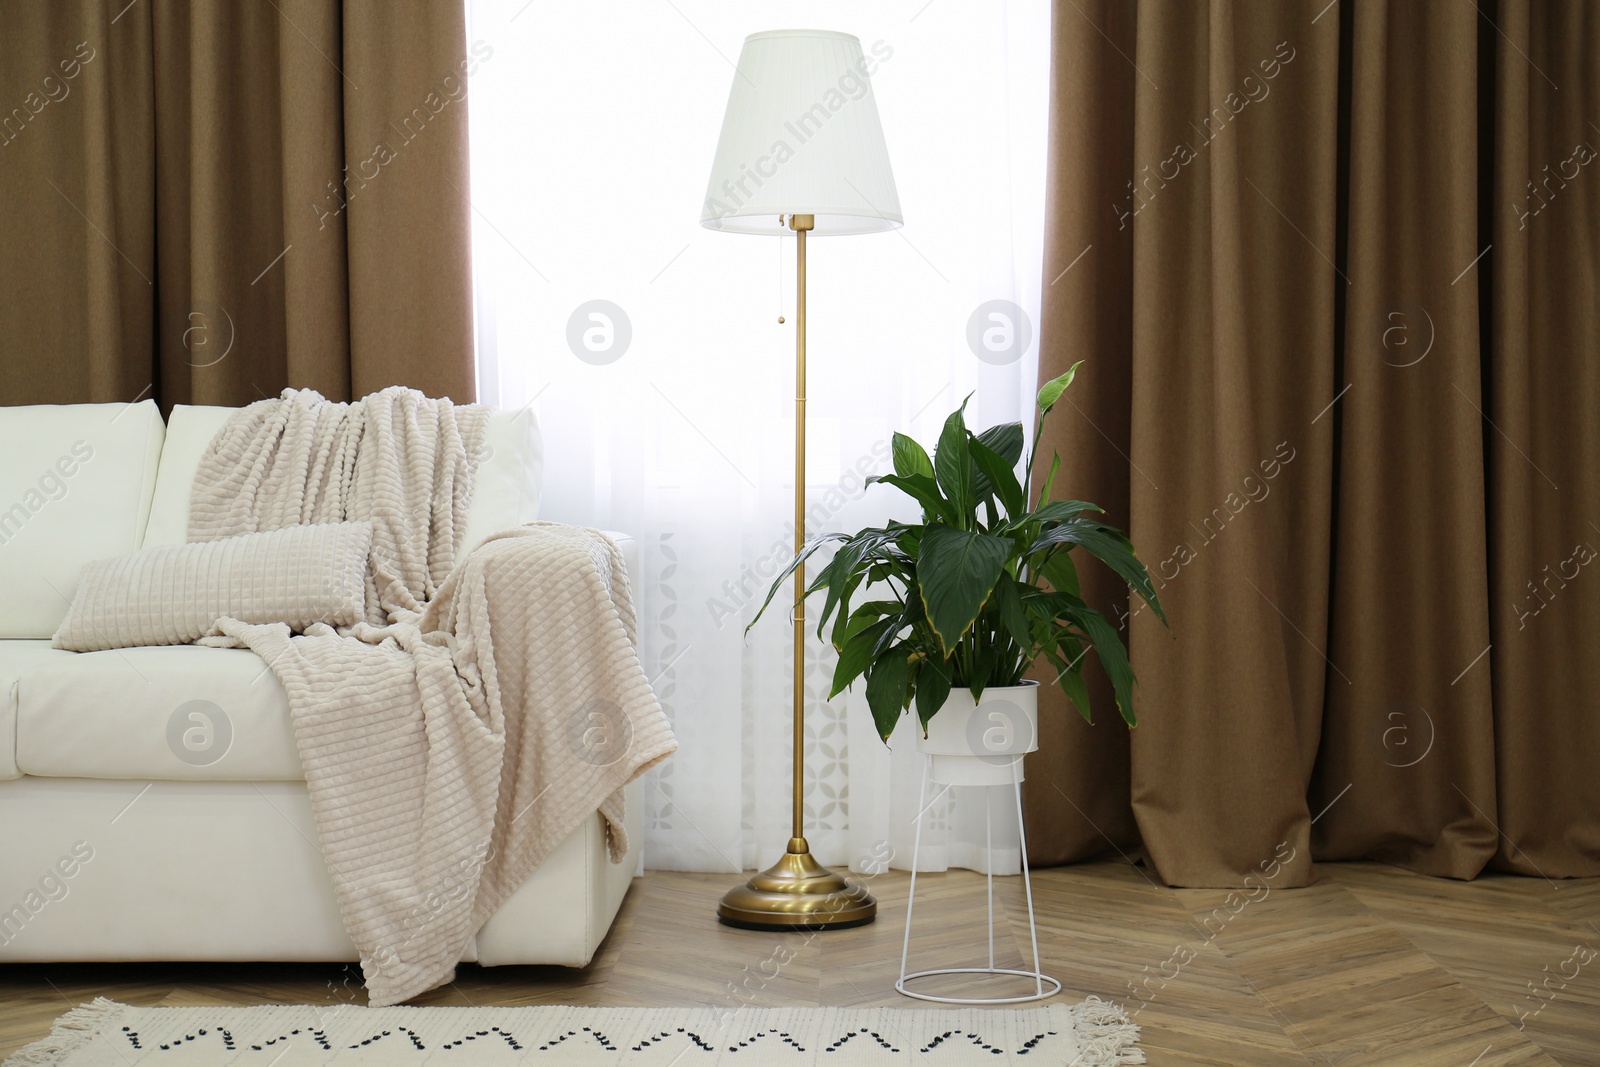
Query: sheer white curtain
[[465, 0, 1050, 875]]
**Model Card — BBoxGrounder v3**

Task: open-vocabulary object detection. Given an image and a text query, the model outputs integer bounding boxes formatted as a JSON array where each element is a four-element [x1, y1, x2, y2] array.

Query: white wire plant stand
[[895, 683, 1062, 1005]]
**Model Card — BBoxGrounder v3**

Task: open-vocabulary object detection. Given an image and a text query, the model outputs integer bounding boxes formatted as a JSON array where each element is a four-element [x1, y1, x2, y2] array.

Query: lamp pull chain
[[777, 219, 786, 324]]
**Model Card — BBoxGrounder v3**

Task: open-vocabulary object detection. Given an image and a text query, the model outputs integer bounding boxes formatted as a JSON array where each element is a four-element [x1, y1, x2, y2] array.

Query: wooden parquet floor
[[2, 862, 1597, 1064]]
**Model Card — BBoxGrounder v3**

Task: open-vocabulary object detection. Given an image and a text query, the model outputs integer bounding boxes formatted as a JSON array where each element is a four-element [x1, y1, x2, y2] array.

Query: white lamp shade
[[701, 29, 901, 236]]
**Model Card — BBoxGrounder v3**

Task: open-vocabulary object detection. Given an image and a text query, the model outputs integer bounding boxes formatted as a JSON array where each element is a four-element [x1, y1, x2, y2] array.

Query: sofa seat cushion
[[0, 641, 79, 780], [15, 645, 302, 781]]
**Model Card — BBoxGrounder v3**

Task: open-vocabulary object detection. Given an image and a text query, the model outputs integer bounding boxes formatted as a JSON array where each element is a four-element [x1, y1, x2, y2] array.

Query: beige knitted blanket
[[189, 388, 675, 1006]]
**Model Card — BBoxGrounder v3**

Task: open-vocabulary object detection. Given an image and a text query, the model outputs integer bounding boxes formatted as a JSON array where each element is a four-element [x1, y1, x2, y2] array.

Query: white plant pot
[[916, 680, 1039, 787]]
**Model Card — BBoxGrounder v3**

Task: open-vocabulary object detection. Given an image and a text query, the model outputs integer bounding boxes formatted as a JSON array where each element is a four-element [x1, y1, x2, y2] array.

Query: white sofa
[[0, 399, 640, 969]]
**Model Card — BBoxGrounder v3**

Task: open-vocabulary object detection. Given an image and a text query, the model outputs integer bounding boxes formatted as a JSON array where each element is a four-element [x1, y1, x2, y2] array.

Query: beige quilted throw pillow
[[52, 521, 372, 652]]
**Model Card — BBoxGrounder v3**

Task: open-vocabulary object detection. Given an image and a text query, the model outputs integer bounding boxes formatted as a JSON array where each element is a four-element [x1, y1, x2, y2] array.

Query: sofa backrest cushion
[[141, 405, 234, 547], [464, 407, 543, 553], [0, 400, 166, 638], [143, 403, 543, 556]]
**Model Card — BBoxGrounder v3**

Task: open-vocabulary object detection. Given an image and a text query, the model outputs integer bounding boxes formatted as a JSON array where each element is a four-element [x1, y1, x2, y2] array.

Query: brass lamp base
[[717, 837, 877, 931]]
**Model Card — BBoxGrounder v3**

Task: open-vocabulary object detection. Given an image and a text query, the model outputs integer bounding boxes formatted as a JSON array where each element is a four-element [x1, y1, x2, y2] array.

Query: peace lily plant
[[751, 363, 1166, 742]]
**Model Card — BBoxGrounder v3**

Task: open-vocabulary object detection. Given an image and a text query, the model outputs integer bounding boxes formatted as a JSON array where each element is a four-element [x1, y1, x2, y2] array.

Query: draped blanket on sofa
[[189, 387, 676, 1005]]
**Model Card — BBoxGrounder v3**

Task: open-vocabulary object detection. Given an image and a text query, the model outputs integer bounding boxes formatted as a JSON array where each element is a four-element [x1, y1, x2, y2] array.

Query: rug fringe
[[3, 998, 126, 1067], [1068, 995, 1146, 1064]]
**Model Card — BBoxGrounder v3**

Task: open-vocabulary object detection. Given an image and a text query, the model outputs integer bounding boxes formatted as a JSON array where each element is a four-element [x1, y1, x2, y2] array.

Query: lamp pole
[[716, 214, 876, 930], [791, 213, 809, 849]]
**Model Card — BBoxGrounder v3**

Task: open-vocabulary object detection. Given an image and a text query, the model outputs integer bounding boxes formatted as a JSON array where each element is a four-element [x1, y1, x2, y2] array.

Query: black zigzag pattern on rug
[[727, 1027, 808, 1052], [630, 1027, 714, 1051], [537, 1025, 615, 1051], [109, 1021, 1066, 1055], [825, 1026, 899, 1053]]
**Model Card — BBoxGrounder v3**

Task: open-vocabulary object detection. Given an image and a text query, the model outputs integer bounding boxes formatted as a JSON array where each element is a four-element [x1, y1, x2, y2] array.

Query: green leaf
[[933, 401, 974, 523], [870, 610, 906, 658], [1031, 499, 1103, 525], [821, 567, 864, 643], [1020, 588, 1078, 622], [1029, 519, 1166, 625], [914, 656, 952, 732], [832, 617, 898, 698], [1061, 596, 1138, 726], [1039, 451, 1061, 505], [1036, 360, 1082, 415], [866, 472, 953, 525], [1040, 643, 1092, 723], [891, 432, 934, 480], [969, 436, 1025, 518], [972, 423, 1024, 507], [917, 524, 1012, 655], [974, 422, 1024, 466], [833, 599, 900, 653], [745, 533, 847, 633], [809, 525, 915, 642], [967, 641, 997, 702], [1059, 633, 1086, 669], [895, 525, 922, 556], [1039, 551, 1081, 598], [994, 578, 1032, 651], [816, 535, 878, 641], [865, 645, 911, 741], [1058, 664, 1093, 723]]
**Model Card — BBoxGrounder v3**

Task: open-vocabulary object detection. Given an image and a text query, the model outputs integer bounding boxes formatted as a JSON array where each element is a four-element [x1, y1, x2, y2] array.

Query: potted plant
[[750, 363, 1166, 783]]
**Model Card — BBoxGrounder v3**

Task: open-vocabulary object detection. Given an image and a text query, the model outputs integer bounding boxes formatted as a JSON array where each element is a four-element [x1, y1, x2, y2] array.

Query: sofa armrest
[[599, 531, 638, 591]]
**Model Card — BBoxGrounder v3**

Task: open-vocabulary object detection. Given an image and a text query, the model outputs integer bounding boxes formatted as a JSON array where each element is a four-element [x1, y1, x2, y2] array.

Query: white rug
[[7, 998, 1143, 1065]]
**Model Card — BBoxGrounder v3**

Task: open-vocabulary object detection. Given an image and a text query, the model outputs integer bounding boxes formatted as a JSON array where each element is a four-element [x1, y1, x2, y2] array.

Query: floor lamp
[[701, 29, 902, 931]]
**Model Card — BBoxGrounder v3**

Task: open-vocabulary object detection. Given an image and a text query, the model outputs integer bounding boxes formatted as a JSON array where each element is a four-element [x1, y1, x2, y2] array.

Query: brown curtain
[[1026, 0, 1600, 886], [0, 1, 476, 410]]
